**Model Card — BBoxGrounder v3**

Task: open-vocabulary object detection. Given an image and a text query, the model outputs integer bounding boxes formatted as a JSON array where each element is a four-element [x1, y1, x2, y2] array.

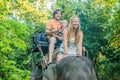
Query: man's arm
[[45, 29, 53, 35], [45, 29, 59, 36], [45, 20, 58, 35]]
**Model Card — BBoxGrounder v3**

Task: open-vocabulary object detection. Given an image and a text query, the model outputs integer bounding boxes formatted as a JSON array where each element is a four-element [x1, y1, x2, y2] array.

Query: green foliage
[[0, 20, 29, 52], [0, 0, 119, 80], [0, 60, 30, 80], [0, 0, 48, 79], [0, 20, 30, 79]]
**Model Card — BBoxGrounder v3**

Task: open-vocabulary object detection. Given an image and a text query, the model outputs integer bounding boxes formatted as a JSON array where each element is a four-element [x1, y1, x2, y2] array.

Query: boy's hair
[[53, 9, 62, 18], [61, 20, 68, 24]]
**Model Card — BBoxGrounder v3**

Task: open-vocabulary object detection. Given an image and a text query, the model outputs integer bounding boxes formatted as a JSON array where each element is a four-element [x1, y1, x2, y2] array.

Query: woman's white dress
[[59, 37, 78, 56]]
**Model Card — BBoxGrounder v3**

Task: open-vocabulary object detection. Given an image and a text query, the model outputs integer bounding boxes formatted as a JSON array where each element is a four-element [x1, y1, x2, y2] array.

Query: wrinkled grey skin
[[43, 56, 97, 80], [42, 64, 57, 80], [30, 66, 43, 80]]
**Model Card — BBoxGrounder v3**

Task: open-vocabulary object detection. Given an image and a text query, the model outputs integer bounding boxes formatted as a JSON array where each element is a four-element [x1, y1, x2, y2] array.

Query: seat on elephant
[[32, 32, 62, 53]]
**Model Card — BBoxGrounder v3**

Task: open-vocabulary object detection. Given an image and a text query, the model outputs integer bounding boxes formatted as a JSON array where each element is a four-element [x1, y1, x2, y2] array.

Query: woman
[[57, 15, 83, 62]]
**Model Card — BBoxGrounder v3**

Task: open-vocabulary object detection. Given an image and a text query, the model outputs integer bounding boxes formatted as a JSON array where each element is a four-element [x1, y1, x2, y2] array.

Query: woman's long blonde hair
[[67, 15, 82, 44]]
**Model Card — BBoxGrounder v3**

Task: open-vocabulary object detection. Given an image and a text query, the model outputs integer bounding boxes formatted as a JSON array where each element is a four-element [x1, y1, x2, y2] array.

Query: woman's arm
[[63, 29, 68, 55], [78, 31, 83, 56]]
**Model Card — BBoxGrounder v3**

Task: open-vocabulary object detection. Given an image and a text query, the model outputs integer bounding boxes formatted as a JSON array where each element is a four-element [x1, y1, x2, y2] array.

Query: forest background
[[0, 0, 120, 80]]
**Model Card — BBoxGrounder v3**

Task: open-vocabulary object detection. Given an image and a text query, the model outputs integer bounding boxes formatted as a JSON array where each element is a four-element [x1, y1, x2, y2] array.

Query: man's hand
[[51, 29, 58, 33], [52, 34, 61, 39], [58, 29, 62, 33]]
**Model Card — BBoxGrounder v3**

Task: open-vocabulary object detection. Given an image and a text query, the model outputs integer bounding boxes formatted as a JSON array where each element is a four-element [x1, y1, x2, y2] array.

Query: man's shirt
[[46, 19, 62, 30]]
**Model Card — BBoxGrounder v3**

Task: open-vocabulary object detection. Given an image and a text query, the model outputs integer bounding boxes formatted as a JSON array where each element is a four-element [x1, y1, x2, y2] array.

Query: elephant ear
[[42, 63, 57, 80], [42, 75, 48, 80], [30, 66, 42, 80], [91, 68, 97, 80]]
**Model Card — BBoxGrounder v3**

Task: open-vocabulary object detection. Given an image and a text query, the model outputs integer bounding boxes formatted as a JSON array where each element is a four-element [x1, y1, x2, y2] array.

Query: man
[[45, 9, 63, 63]]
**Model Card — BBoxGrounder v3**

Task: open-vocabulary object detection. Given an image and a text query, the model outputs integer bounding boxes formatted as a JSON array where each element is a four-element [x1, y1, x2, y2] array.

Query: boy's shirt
[[46, 19, 62, 30]]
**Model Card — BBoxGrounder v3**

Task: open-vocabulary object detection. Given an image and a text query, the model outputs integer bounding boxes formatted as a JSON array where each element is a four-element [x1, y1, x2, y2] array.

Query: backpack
[[32, 32, 49, 52]]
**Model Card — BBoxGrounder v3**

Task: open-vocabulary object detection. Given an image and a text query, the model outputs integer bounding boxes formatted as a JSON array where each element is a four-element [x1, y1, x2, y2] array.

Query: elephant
[[43, 56, 97, 80]]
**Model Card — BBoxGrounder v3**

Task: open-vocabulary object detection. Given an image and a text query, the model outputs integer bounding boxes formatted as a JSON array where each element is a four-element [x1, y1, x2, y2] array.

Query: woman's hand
[[77, 53, 82, 56], [64, 53, 69, 57]]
